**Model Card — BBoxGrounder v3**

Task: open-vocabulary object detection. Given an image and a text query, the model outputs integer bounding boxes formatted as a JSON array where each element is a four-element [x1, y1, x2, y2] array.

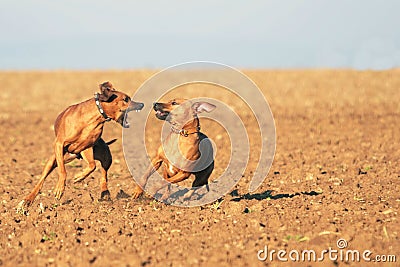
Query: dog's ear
[[192, 102, 216, 114], [98, 82, 115, 101]]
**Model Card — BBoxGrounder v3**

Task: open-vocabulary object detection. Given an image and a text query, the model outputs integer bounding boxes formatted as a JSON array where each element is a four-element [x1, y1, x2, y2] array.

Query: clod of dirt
[[358, 168, 368, 175], [89, 256, 97, 264]]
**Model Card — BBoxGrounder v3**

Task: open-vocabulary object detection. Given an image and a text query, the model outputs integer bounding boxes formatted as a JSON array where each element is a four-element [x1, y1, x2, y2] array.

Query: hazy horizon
[[1, 0, 399, 70]]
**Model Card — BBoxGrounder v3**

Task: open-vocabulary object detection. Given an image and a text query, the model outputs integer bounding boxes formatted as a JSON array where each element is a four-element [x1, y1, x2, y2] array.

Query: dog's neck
[[94, 93, 112, 121], [171, 116, 201, 137]]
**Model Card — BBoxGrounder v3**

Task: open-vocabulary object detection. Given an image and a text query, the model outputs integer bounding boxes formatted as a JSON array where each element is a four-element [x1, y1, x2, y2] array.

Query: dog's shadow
[[229, 189, 322, 202], [162, 188, 322, 204]]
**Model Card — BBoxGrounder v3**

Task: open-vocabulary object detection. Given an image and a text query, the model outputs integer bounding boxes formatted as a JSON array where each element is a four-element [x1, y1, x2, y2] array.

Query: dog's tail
[[106, 139, 117, 146]]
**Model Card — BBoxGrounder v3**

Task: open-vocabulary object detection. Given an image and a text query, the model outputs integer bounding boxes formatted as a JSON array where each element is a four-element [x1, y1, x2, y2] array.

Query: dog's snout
[[128, 101, 144, 111], [153, 102, 159, 110]]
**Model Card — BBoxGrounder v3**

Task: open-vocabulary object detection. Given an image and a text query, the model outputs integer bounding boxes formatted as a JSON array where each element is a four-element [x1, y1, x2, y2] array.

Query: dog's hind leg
[[73, 148, 96, 183], [21, 154, 57, 207], [94, 138, 113, 201], [19, 152, 81, 208], [184, 161, 214, 200]]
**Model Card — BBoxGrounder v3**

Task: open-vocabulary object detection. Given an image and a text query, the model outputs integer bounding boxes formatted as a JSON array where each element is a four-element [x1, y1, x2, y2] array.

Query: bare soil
[[0, 70, 399, 266]]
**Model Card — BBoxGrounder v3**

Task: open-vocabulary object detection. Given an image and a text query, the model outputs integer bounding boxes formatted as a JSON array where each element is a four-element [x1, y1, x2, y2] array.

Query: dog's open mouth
[[119, 107, 143, 128], [155, 110, 169, 120], [122, 112, 131, 128]]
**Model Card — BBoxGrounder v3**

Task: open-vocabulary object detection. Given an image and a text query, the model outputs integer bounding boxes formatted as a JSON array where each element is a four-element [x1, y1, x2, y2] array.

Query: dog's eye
[[171, 101, 178, 105], [124, 97, 130, 103]]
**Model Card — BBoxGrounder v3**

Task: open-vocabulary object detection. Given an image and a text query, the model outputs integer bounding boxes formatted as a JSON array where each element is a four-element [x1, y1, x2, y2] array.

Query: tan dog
[[132, 98, 216, 200], [19, 82, 144, 208]]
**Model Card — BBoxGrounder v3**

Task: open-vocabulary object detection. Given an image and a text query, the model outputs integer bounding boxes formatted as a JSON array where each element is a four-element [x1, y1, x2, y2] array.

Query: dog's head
[[98, 81, 144, 128], [153, 98, 216, 127]]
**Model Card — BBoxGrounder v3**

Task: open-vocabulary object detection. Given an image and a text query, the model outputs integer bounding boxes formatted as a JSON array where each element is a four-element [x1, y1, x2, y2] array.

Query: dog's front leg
[[54, 141, 67, 200], [158, 171, 191, 201], [132, 156, 163, 199]]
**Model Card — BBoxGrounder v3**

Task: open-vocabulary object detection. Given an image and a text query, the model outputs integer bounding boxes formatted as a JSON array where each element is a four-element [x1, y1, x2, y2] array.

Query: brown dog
[[132, 98, 216, 200], [19, 82, 144, 208]]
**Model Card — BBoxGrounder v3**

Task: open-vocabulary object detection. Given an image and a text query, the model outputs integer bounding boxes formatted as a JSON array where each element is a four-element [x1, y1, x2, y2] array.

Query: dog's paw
[[16, 200, 29, 215], [54, 185, 65, 200], [132, 187, 144, 199], [99, 190, 112, 202]]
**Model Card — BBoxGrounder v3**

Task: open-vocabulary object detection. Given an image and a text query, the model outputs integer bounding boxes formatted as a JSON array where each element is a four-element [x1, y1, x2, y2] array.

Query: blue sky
[[1, 0, 399, 70]]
